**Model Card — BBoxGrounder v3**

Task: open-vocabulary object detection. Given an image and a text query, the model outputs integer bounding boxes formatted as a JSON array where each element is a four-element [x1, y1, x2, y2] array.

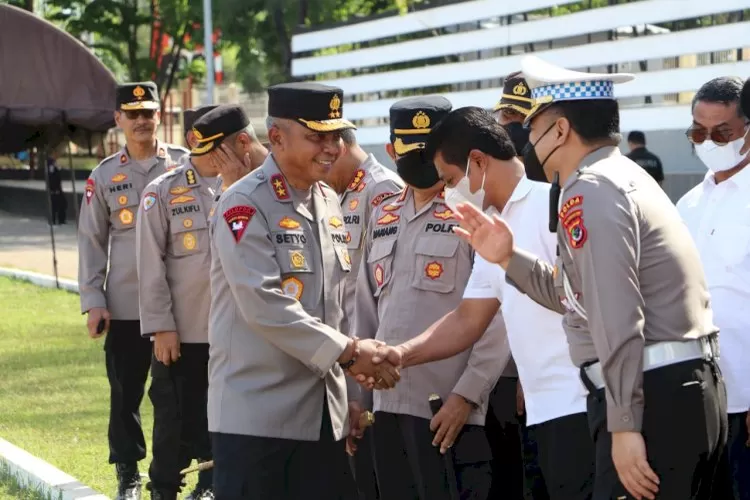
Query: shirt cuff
[[452, 367, 493, 407], [140, 317, 178, 337], [607, 404, 643, 432], [80, 292, 107, 314], [462, 288, 496, 300], [309, 332, 350, 378]]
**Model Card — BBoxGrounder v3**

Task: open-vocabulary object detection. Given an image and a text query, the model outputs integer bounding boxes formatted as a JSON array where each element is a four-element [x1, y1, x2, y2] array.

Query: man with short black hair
[[625, 131, 664, 185], [678, 75, 750, 500], [425, 105, 596, 500]]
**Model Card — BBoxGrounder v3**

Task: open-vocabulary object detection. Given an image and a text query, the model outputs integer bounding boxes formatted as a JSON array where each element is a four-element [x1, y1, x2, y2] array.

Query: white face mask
[[695, 128, 750, 173], [444, 157, 486, 212]]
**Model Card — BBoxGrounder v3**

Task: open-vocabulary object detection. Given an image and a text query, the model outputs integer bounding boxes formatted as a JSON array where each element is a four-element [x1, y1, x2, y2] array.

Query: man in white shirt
[[677, 76, 750, 500], [419, 106, 595, 498]]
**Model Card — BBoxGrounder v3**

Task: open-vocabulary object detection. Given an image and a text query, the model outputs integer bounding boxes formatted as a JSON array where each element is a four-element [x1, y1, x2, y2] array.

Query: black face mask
[[522, 122, 560, 183], [503, 121, 530, 156], [395, 151, 440, 189]]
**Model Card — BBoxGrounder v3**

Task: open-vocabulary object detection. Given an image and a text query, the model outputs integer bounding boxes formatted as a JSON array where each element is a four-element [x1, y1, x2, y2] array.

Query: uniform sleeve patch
[[371, 192, 394, 207], [223, 205, 256, 243], [281, 277, 304, 300], [84, 178, 95, 205], [142, 192, 158, 211], [559, 195, 587, 249]]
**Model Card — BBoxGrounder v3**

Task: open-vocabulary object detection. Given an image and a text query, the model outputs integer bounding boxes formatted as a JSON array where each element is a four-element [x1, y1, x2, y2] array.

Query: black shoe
[[184, 463, 213, 500], [149, 490, 177, 500], [115, 463, 142, 500]]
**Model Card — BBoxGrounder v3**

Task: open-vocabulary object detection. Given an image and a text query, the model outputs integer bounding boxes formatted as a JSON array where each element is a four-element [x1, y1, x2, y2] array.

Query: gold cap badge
[[329, 94, 342, 119], [133, 86, 145, 99], [412, 111, 430, 129], [513, 82, 528, 96]]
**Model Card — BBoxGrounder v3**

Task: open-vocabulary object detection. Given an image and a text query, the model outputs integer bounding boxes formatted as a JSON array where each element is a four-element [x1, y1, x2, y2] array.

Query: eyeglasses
[[123, 109, 157, 120], [685, 125, 744, 146]]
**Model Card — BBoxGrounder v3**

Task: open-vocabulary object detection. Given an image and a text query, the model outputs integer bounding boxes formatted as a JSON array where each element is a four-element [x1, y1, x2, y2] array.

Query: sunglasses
[[685, 125, 743, 146], [123, 109, 157, 120]]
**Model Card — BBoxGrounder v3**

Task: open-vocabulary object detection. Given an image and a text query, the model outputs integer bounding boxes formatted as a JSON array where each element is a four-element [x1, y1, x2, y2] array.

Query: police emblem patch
[[183, 218, 193, 229], [425, 261, 443, 280], [143, 192, 157, 212], [119, 208, 134, 225], [348, 199, 359, 211], [183, 232, 196, 250], [281, 277, 304, 300], [290, 250, 306, 269], [84, 178, 95, 205], [223, 205, 256, 243], [374, 264, 384, 287], [382, 203, 400, 212], [560, 195, 587, 249], [111, 173, 128, 183], [118, 195, 128, 206]]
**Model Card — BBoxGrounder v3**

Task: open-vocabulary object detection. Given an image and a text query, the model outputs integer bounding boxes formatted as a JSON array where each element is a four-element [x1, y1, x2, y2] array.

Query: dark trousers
[[104, 320, 153, 464], [50, 191, 67, 224], [724, 412, 750, 500], [211, 400, 355, 499], [349, 428, 380, 500], [485, 377, 527, 500], [583, 358, 728, 499], [372, 411, 492, 500], [525, 412, 596, 500], [148, 343, 212, 492]]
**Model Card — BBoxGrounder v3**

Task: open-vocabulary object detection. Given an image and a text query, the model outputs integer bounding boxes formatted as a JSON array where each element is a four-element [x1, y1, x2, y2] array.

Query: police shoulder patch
[[371, 191, 395, 207], [84, 178, 95, 205], [143, 192, 158, 211], [223, 205, 256, 243], [559, 195, 587, 249]]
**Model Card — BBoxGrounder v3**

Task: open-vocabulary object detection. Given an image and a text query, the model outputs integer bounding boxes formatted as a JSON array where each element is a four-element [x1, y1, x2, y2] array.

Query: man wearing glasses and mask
[[78, 81, 188, 500], [677, 76, 750, 500]]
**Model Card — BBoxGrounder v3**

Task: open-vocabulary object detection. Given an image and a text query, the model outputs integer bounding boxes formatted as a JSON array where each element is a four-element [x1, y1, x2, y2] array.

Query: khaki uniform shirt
[[208, 155, 353, 441], [77, 142, 188, 319], [354, 187, 505, 426], [339, 154, 404, 333], [136, 163, 217, 343], [506, 146, 716, 432]]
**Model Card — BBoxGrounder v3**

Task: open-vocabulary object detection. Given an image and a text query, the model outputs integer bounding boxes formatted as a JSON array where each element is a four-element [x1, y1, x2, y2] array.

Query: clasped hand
[[345, 339, 403, 390]]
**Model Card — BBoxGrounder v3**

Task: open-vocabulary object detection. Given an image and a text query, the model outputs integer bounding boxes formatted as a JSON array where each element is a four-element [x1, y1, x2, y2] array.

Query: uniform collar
[[703, 163, 750, 190], [119, 140, 168, 168]]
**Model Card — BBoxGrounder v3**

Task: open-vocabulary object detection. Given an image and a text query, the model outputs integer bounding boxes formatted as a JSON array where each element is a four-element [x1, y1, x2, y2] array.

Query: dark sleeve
[[653, 155, 664, 183]]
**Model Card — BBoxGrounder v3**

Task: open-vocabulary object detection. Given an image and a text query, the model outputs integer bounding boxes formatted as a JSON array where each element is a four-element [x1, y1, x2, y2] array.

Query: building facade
[[290, 0, 750, 201]]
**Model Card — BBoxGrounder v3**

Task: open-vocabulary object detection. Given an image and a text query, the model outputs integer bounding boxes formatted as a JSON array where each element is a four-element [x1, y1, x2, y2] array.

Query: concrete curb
[[0, 438, 109, 499], [0, 267, 79, 294]]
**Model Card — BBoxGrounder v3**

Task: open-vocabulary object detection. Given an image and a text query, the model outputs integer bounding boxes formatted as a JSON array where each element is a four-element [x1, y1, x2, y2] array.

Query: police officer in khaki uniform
[[353, 96, 501, 500], [136, 105, 259, 500], [381, 56, 728, 500], [325, 128, 403, 500], [77, 81, 187, 500], [208, 82, 401, 500]]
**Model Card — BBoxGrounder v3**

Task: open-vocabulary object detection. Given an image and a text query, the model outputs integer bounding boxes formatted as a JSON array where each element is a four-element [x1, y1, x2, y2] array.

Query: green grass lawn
[[0, 277, 203, 498]]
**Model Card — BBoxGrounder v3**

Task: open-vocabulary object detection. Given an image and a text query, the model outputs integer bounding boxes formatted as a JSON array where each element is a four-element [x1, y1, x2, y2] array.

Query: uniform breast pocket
[[169, 214, 208, 257], [411, 236, 459, 294], [367, 239, 396, 297], [107, 190, 139, 230]]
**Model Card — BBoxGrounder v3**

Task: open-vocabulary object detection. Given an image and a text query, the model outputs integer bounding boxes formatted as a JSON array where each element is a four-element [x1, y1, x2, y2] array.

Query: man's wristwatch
[[339, 337, 360, 370]]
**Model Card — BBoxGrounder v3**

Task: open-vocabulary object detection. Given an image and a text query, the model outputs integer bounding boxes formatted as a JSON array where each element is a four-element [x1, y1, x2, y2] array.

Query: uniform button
[[622, 415, 630, 422], [256, 171, 266, 180]]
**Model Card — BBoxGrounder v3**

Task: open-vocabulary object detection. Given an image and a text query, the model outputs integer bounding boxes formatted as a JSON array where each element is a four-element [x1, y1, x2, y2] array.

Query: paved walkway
[[0, 211, 78, 280]]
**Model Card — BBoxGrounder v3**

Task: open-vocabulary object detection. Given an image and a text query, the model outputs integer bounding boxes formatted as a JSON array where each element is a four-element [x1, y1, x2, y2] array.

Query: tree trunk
[[297, 0, 308, 26], [161, 22, 192, 114], [24, 0, 33, 12], [271, 2, 293, 80]]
